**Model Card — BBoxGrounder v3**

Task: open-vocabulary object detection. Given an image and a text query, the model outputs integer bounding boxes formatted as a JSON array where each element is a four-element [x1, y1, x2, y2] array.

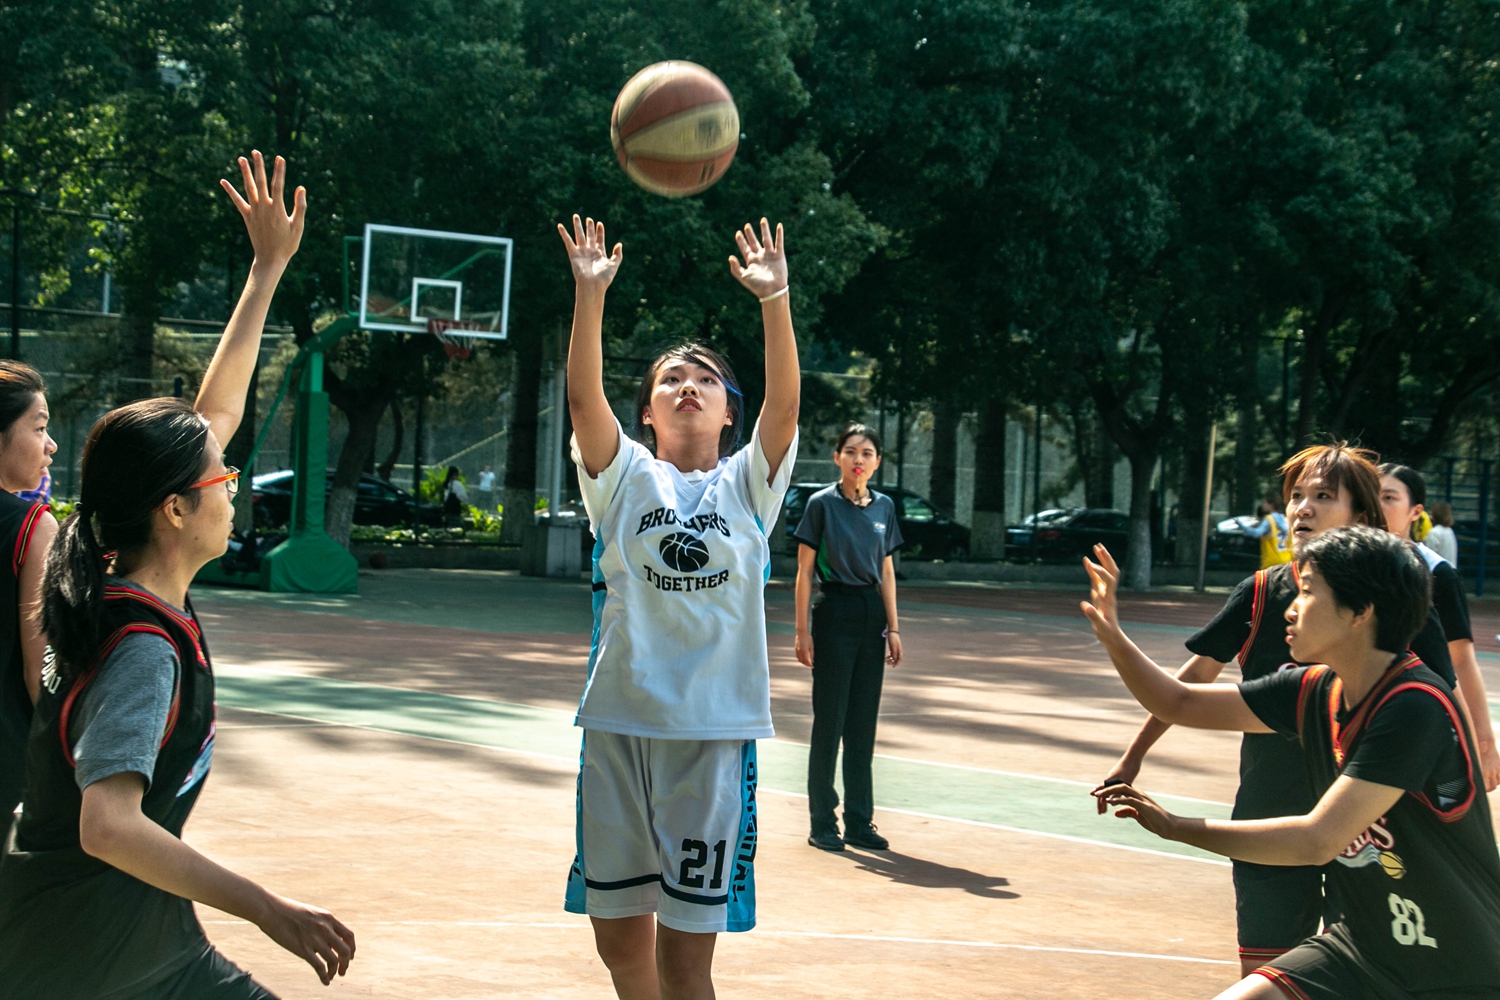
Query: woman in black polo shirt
[[794, 424, 904, 853]]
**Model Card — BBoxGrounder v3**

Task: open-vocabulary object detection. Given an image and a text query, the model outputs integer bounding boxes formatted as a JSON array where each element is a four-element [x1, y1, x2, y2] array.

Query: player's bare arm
[[18, 510, 56, 703], [560, 215, 623, 478], [1082, 544, 1270, 734], [1449, 638, 1500, 790], [881, 554, 902, 666], [729, 219, 798, 483], [80, 772, 356, 985], [1096, 773, 1405, 868], [1096, 653, 1228, 811], [198, 151, 306, 447], [794, 543, 816, 667]]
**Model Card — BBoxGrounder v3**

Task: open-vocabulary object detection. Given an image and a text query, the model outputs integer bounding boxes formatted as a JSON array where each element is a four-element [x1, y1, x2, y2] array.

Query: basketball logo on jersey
[[660, 532, 711, 572], [1336, 815, 1404, 879]]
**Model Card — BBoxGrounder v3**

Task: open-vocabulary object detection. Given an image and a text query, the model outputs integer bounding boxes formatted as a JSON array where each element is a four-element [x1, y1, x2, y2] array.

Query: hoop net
[[427, 318, 485, 360]]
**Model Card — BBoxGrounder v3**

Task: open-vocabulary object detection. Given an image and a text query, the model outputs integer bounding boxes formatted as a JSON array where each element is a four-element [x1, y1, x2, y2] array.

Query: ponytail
[[41, 508, 108, 680], [39, 398, 209, 683]]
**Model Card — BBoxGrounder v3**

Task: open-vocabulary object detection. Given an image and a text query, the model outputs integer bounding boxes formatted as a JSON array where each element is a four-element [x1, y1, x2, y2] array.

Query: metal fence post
[[1445, 457, 1456, 505], [1477, 459, 1492, 597]]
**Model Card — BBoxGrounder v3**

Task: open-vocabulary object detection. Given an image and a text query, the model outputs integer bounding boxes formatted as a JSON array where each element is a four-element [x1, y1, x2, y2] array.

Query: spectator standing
[[442, 465, 469, 526], [794, 424, 904, 853], [477, 465, 497, 511], [1249, 490, 1292, 568], [1426, 501, 1459, 565]]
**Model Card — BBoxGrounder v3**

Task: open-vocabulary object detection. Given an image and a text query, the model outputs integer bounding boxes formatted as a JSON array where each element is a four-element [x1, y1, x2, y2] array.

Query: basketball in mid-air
[[611, 61, 739, 198]]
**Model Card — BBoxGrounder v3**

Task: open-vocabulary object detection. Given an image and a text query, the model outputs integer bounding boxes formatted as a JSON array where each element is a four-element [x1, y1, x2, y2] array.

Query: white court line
[[219, 705, 1227, 865], [200, 920, 1233, 965], [758, 787, 1232, 867], [766, 738, 1234, 808]]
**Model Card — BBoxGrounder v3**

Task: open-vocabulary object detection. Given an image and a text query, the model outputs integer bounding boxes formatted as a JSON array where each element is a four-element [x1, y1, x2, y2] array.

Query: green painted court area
[[214, 664, 1232, 864], [185, 568, 1500, 998]]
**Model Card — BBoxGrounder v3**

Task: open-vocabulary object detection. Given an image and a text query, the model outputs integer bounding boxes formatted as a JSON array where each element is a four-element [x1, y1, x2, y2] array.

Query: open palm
[[729, 218, 788, 299], [557, 215, 622, 292]]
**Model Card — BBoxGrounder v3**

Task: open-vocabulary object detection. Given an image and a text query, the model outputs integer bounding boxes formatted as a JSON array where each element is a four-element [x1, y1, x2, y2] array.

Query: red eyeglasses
[[189, 466, 240, 497]]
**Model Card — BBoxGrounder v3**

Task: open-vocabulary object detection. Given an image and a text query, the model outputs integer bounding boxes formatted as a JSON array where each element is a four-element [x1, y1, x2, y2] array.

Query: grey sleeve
[[793, 494, 825, 549], [71, 633, 179, 792]]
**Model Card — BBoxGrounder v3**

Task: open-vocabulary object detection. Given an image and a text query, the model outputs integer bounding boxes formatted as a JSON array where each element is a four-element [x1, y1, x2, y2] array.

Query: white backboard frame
[[358, 223, 512, 339]]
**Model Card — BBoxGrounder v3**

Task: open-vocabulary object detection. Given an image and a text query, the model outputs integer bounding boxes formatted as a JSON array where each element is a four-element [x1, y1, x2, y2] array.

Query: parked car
[[251, 470, 444, 529], [781, 482, 972, 561], [1204, 515, 1263, 571], [1005, 507, 1130, 562]]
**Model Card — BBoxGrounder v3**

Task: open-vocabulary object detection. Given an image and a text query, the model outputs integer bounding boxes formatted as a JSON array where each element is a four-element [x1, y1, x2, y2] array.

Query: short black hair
[[1296, 526, 1431, 655]]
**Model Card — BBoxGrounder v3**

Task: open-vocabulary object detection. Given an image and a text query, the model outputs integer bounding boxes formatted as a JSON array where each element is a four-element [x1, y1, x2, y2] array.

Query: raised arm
[[196, 152, 305, 447], [729, 219, 798, 483], [1096, 774, 1404, 867], [1081, 544, 1269, 733], [559, 215, 623, 478]]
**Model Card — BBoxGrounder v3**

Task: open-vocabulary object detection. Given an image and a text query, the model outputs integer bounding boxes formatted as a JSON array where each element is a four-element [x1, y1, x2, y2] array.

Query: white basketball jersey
[[572, 420, 796, 740]]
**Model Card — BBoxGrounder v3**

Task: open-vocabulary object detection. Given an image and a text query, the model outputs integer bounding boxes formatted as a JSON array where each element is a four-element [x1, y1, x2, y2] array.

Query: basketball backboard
[[356, 224, 512, 339]]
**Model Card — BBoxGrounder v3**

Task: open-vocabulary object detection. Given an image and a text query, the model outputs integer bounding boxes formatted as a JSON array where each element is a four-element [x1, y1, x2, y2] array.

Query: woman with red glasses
[[0, 152, 354, 999]]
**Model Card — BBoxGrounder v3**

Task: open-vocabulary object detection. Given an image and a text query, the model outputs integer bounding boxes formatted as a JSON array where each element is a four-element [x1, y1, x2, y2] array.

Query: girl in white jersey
[[558, 214, 799, 999]]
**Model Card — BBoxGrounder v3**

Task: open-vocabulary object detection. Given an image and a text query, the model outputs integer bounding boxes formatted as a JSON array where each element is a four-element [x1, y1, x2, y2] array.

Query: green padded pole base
[[259, 530, 359, 594]]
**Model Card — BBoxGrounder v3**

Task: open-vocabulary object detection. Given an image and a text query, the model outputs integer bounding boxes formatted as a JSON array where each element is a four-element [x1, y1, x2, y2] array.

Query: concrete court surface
[[176, 569, 1500, 999]]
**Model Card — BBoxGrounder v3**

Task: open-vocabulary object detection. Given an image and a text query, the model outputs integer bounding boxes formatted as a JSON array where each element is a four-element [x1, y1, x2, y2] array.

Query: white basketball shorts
[[564, 730, 758, 933]]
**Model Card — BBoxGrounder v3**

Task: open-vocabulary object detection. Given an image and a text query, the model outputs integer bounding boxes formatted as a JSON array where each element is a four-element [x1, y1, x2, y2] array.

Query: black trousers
[[807, 585, 887, 835]]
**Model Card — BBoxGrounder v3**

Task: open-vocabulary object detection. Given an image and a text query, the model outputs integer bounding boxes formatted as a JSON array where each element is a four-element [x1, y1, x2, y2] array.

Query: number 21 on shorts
[[680, 839, 728, 890], [1388, 893, 1438, 948]]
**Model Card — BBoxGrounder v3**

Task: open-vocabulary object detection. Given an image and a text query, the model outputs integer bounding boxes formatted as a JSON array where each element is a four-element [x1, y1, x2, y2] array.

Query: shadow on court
[[835, 848, 1020, 899]]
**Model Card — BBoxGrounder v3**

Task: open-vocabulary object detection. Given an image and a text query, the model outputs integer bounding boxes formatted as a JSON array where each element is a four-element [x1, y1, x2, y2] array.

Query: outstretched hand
[[1091, 782, 1176, 839], [1080, 544, 1124, 642], [258, 892, 356, 985], [220, 151, 305, 271], [729, 218, 788, 299], [558, 215, 622, 293]]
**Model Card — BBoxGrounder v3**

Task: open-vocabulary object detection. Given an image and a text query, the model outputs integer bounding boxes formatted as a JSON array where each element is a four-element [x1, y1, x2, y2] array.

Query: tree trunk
[[928, 399, 959, 514], [326, 398, 388, 549], [377, 401, 404, 482], [1233, 332, 1259, 516], [117, 309, 158, 403], [1123, 452, 1156, 590], [1294, 300, 1339, 447], [1175, 422, 1211, 568], [970, 394, 1007, 559], [502, 329, 544, 544]]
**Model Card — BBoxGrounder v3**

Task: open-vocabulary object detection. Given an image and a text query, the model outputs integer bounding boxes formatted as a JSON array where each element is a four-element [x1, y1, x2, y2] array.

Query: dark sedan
[[252, 470, 444, 529], [782, 482, 972, 561], [1005, 507, 1131, 562]]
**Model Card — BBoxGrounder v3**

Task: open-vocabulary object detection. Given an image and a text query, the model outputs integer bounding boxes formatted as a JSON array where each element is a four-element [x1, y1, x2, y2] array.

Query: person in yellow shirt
[[1250, 491, 1293, 568]]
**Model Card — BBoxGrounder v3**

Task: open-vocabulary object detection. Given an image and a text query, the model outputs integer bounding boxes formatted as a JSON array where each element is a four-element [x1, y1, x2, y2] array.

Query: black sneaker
[[807, 829, 845, 852], [843, 825, 889, 850]]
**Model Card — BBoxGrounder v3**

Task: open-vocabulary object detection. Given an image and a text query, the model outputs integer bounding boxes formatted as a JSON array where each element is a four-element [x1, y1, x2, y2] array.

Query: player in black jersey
[[1095, 443, 1455, 974], [1086, 527, 1500, 999], [0, 361, 59, 849], [1379, 462, 1500, 791], [0, 152, 354, 999]]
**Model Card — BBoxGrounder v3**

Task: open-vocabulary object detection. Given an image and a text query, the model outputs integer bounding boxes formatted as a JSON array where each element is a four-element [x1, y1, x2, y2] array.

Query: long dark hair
[[41, 399, 210, 681], [0, 360, 45, 436], [633, 342, 743, 458], [834, 423, 882, 455]]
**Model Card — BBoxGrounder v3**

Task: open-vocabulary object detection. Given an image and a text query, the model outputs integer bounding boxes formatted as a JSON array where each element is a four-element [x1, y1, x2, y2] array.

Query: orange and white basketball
[[610, 61, 739, 198]]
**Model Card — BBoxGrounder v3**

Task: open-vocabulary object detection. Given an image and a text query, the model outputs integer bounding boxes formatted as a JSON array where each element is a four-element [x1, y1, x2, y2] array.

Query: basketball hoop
[[427, 318, 484, 360]]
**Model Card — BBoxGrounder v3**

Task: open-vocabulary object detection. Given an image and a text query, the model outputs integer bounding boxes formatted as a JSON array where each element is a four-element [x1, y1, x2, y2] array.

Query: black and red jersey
[[0, 584, 217, 998], [0, 491, 50, 842], [1250, 656, 1500, 992]]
